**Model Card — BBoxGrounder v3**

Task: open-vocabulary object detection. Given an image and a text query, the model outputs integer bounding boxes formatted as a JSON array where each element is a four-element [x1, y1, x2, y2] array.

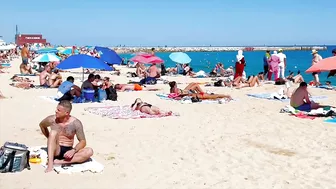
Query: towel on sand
[[324, 118, 336, 124], [156, 93, 231, 104], [247, 93, 328, 102], [316, 85, 336, 90], [85, 105, 178, 119], [14, 73, 37, 76], [29, 146, 104, 174], [39, 96, 113, 104], [280, 105, 336, 119]]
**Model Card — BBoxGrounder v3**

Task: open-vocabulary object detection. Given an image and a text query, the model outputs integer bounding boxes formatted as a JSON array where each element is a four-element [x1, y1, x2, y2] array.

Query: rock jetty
[[112, 46, 327, 54]]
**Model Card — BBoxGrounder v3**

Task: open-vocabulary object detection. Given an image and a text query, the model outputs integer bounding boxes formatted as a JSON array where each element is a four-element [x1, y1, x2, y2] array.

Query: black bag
[[105, 86, 118, 101], [0, 142, 30, 173]]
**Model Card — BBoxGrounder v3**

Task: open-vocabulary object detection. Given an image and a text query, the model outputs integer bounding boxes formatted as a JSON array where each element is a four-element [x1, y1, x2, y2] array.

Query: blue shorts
[[296, 103, 311, 112], [22, 58, 28, 64]]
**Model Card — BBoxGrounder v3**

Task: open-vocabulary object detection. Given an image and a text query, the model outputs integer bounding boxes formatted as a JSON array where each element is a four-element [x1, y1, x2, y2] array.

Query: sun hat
[[311, 49, 318, 54]]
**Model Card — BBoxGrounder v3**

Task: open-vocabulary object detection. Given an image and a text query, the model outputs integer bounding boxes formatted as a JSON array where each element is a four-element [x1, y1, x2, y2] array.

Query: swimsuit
[[47, 146, 73, 160], [22, 57, 28, 64], [295, 103, 312, 112], [134, 84, 143, 91]]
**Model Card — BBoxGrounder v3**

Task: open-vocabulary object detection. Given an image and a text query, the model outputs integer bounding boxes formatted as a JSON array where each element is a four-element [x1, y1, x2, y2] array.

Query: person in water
[[169, 81, 232, 100], [290, 82, 321, 111], [39, 100, 93, 173], [131, 98, 172, 115]]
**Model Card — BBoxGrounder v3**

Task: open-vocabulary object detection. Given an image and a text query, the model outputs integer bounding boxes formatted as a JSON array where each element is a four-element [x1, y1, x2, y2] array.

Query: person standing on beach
[[277, 49, 287, 79], [263, 50, 271, 77], [19, 44, 33, 74], [311, 49, 322, 85], [234, 50, 246, 79], [268, 51, 280, 81], [327, 49, 336, 78]]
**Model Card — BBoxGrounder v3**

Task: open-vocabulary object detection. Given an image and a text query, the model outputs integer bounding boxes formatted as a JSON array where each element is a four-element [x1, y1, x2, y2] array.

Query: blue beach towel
[[317, 85, 336, 90], [14, 73, 37, 76], [0, 63, 11, 67], [324, 118, 336, 124], [247, 93, 328, 102]]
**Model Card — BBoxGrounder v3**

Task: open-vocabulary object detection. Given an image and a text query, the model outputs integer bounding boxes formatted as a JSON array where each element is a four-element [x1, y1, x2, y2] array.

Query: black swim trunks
[[54, 146, 73, 160]]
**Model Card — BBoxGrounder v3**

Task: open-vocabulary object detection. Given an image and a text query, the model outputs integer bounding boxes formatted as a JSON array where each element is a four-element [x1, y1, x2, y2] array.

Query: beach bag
[[0, 142, 30, 173], [106, 86, 117, 101]]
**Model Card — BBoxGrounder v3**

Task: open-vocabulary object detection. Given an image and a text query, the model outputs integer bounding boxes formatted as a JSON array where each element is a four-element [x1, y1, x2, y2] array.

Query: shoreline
[[112, 46, 327, 54]]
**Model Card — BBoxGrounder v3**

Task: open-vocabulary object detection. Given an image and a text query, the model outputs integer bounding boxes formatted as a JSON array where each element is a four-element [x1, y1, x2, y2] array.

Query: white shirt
[[277, 53, 286, 66]]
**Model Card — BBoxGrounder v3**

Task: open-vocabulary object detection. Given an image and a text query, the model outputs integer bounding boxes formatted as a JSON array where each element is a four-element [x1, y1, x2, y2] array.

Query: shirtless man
[[114, 83, 144, 91], [290, 82, 320, 111], [39, 100, 93, 173], [20, 44, 33, 74], [39, 66, 51, 87], [147, 64, 160, 78]]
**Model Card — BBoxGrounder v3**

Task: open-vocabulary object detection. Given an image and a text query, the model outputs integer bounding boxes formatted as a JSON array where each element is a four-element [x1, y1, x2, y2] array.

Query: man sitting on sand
[[39, 66, 62, 88], [169, 81, 232, 100], [39, 100, 93, 173], [57, 76, 81, 101], [290, 82, 320, 111]]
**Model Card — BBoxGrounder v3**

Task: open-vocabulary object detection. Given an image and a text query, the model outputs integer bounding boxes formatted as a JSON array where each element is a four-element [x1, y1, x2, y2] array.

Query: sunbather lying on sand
[[11, 75, 34, 82], [114, 84, 158, 92], [236, 76, 261, 89], [287, 71, 304, 83], [10, 82, 34, 89], [131, 98, 172, 115], [169, 81, 232, 100]]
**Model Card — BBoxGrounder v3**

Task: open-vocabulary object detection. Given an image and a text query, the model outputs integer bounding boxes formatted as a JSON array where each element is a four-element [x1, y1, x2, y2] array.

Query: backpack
[[105, 86, 118, 101], [0, 142, 30, 173]]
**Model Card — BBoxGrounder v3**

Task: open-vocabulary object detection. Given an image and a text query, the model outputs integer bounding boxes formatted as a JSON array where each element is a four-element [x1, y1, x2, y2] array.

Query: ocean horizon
[[121, 45, 336, 84]]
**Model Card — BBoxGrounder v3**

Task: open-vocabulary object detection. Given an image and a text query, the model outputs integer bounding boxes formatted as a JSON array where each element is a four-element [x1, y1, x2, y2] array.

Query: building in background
[[15, 25, 48, 46]]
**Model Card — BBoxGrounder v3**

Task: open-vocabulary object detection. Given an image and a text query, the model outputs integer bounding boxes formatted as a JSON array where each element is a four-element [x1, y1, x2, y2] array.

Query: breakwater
[[112, 46, 327, 54]]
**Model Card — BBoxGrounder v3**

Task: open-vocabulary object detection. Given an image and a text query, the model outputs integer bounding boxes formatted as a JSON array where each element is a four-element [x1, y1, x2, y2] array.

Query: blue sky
[[1, 0, 335, 46]]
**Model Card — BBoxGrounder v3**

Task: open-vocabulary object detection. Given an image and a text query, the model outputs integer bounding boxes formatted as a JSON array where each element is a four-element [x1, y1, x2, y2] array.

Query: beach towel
[[0, 63, 11, 67], [247, 93, 328, 102], [10, 83, 52, 90], [324, 118, 336, 124], [39, 96, 110, 104], [316, 85, 336, 90], [29, 146, 104, 174], [85, 105, 178, 119], [14, 73, 37, 76], [280, 105, 336, 119], [156, 93, 232, 104]]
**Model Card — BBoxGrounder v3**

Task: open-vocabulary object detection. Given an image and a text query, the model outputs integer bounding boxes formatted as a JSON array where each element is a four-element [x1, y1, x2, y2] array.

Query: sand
[[0, 58, 336, 189]]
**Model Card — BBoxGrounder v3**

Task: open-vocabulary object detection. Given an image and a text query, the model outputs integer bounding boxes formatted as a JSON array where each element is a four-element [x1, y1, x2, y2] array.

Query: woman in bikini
[[168, 81, 232, 100], [131, 98, 172, 115], [236, 75, 261, 89]]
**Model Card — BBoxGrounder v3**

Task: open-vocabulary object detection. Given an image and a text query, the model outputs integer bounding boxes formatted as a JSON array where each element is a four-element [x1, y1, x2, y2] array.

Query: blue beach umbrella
[[60, 48, 79, 55], [36, 48, 58, 54], [94, 46, 122, 65], [169, 52, 192, 64], [57, 54, 112, 70], [32, 53, 61, 62]]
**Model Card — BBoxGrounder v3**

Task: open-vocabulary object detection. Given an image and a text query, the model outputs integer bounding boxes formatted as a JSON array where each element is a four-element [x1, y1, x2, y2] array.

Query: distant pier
[[112, 46, 327, 54]]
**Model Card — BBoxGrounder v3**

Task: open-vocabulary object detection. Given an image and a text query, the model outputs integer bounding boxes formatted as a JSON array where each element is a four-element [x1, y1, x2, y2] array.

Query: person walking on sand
[[311, 49, 322, 85], [39, 100, 93, 173], [277, 49, 287, 79], [263, 50, 271, 77]]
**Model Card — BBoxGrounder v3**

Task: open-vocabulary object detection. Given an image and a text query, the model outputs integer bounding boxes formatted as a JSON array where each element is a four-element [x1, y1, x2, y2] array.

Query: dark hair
[[299, 82, 308, 87], [114, 84, 120, 89], [88, 73, 95, 79], [169, 81, 176, 88], [58, 100, 72, 112], [332, 49, 336, 54], [94, 74, 101, 80], [151, 48, 155, 51], [66, 76, 74, 82], [266, 50, 270, 53], [326, 81, 331, 84]]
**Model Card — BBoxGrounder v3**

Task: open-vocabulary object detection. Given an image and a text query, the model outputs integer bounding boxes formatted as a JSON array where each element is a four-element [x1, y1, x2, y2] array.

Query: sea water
[[121, 46, 336, 84]]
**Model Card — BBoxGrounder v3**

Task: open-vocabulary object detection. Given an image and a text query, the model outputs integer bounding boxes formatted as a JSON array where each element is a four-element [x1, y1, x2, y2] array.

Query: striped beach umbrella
[[32, 53, 61, 62]]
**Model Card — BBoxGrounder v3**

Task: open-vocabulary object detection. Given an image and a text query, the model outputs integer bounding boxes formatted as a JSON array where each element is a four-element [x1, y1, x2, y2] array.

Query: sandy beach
[[0, 58, 335, 189]]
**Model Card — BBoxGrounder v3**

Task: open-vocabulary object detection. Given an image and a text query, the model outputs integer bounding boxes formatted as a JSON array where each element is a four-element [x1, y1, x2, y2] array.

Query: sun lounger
[[85, 105, 178, 119]]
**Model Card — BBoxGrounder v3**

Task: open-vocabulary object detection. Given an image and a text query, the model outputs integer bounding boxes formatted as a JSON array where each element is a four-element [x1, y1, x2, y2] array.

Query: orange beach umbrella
[[305, 56, 336, 73]]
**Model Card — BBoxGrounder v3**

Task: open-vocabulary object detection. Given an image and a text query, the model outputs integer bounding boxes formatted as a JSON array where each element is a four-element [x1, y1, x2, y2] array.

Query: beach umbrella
[[57, 54, 112, 81], [60, 48, 79, 55], [36, 48, 58, 54], [32, 53, 61, 62], [169, 52, 191, 64], [94, 46, 122, 65], [305, 56, 336, 73], [56, 47, 65, 51], [130, 54, 164, 64]]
